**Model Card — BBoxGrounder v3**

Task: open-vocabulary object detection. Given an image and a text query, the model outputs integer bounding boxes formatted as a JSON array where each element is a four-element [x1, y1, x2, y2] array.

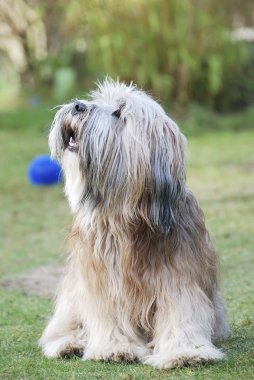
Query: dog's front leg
[[39, 272, 86, 358], [82, 297, 150, 363], [143, 285, 225, 369]]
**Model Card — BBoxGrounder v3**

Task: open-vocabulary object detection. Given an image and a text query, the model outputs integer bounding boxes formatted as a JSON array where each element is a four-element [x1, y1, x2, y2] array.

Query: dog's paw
[[83, 351, 138, 363], [107, 352, 138, 363], [143, 345, 226, 369], [83, 343, 150, 363], [39, 336, 84, 358]]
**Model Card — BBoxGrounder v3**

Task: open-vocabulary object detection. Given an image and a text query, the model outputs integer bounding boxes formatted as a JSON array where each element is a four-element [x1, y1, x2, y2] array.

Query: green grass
[[0, 107, 254, 379]]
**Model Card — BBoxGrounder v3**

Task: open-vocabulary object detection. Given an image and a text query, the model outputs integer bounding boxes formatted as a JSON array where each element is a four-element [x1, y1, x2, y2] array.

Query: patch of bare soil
[[0, 264, 64, 298]]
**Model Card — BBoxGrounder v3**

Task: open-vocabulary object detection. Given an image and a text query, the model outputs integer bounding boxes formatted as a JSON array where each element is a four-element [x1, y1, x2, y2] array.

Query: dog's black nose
[[74, 101, 87, 113]]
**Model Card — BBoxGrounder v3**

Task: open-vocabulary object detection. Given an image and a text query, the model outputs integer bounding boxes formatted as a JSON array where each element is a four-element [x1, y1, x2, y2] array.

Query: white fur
[[62, 150, 85, 213]]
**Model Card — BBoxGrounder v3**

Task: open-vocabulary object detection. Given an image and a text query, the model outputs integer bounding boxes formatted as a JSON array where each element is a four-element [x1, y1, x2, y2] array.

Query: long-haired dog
[[39, 79, 229, 369]]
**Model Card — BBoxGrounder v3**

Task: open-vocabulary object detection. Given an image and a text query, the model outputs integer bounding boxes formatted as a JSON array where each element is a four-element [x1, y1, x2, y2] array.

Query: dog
[[39, 79, 229, 369]]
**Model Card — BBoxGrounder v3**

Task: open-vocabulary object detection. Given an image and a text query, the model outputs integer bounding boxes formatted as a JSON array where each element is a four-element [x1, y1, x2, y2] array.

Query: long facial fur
[[49, 80, 186, 230], [41, 78, 229, 367]]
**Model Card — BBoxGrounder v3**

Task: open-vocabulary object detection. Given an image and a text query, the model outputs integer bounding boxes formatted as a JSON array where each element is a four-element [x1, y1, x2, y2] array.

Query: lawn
[[0, 106, 253, 380]]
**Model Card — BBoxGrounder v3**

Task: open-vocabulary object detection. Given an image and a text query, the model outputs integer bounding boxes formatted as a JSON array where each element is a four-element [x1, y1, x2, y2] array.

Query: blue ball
[[28, 155, 63, 186]]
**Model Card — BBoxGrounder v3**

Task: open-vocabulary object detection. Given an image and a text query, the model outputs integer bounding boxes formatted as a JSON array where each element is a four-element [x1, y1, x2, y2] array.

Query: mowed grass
[[0, 107, 254, 380]]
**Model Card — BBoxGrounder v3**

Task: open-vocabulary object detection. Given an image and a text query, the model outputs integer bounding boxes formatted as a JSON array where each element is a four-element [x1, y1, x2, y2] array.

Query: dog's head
[[49, 79, 186, 233]]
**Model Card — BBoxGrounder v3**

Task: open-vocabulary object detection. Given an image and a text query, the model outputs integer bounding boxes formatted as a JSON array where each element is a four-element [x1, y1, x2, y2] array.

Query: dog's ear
[[147, 120, 186, 234]]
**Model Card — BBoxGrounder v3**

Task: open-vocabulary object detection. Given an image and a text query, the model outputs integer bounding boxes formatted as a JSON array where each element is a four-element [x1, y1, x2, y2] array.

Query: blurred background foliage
[[0, 0, 253, 112]]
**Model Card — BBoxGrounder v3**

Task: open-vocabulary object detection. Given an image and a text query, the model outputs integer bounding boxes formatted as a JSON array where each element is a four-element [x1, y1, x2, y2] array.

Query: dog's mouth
[[63, 125, 79, 152], [69, 136, 78, 150]]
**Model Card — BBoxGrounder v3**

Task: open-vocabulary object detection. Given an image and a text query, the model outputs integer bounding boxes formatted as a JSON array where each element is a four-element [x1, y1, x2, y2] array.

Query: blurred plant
[[0, 0, 81, 100], [213, 43, 254, 111], [0, 0, 253, 110], [0, 0, 47, 83], [83, 0, 254, 108]]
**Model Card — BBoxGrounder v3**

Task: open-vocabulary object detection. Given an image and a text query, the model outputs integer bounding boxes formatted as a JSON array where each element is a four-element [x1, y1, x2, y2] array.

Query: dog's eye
[[112, 103, 125, 119], [112, 109, 121, 119]]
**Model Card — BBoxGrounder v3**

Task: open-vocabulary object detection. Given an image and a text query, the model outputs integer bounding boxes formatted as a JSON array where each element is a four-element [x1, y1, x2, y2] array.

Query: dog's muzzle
[[62, 101, 88, 153]]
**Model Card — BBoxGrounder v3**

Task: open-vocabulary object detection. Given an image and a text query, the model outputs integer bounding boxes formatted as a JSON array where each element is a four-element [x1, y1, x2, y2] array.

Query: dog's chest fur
[[70, 210, 169, 331]]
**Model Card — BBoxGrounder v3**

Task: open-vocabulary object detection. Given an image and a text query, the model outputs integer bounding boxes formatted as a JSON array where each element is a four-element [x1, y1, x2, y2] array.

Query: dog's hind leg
[[212, 293, 230, 342], [143, 284, 225, 369]]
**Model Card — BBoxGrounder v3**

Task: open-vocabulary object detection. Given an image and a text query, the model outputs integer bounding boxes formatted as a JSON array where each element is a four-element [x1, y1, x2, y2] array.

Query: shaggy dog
[[39, 79, 229, 369]]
